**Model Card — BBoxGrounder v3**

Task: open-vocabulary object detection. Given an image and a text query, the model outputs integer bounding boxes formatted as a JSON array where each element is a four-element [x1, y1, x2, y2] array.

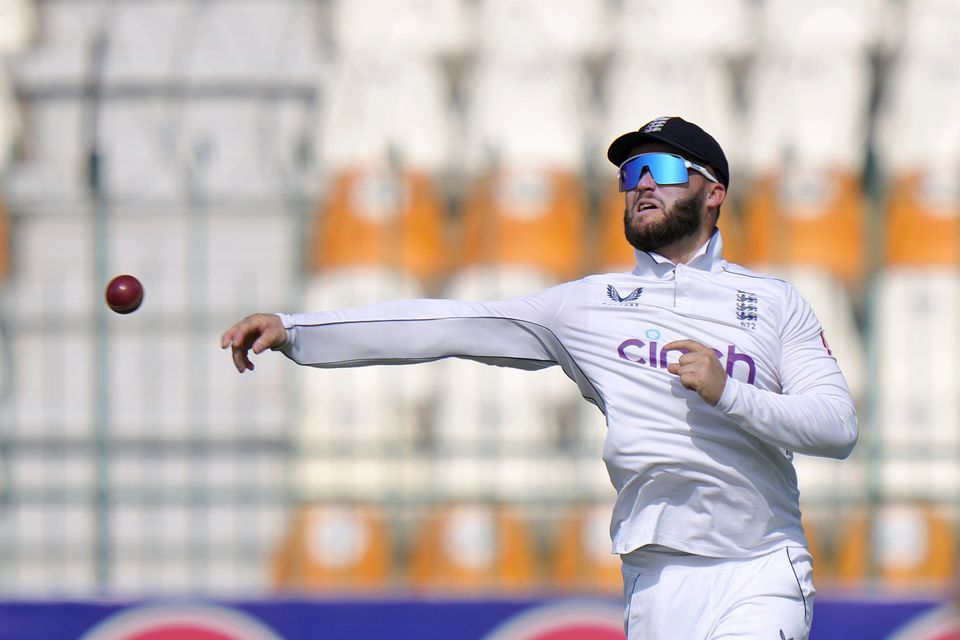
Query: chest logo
[[606, 284, 644, 306], [736, 290, 759, 329]]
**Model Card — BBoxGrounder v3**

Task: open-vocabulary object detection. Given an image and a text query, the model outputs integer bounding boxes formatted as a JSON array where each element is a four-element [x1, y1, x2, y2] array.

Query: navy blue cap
[[607, 116, 730, 188]]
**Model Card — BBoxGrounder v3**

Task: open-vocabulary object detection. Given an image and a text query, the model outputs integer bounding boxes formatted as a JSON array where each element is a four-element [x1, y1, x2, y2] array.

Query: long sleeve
[[277, 290, 562, 368], [715, 285, 859, 459]]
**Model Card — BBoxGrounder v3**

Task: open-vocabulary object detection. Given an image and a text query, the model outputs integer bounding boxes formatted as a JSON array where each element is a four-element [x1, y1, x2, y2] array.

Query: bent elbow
[[829, 404, 859, 460]]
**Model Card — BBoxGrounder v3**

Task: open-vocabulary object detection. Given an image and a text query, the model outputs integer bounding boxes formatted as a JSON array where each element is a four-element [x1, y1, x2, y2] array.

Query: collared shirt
[[277, 230, 858, 558]]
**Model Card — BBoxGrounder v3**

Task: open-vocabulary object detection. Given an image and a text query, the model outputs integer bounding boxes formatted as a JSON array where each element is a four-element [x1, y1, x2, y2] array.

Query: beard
[[623, 187, 707, 253]]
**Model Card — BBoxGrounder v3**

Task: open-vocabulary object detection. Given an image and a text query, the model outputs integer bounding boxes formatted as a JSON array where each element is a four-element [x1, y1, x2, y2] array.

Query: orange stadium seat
[[309, 168, 450, 283], [798, 513, 834, 585], [596, 181, 745, 272], [552, 503, 621, 594], [272, 504, 392, 592], [409, 504, 538, 593], [884, 172, 960, 265], [833, 503, 957, 589], [741, 171, 866, 287], [458, 170, 587, 281]]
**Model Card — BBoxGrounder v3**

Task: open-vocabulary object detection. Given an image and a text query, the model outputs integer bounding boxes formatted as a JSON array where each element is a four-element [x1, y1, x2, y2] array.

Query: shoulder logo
[[606, 284, 644, 306], [736, 290, 759, 329], [819, 330, 834, 356], [642, 117, 670, 133]]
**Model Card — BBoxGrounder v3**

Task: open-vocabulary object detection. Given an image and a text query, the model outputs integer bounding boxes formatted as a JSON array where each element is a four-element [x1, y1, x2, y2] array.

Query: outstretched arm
[[219, 282, 579, 375]]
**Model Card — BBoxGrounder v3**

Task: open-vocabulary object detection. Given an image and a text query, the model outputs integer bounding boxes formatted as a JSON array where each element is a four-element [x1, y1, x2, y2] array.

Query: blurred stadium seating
[[0, 0, 957, 600]]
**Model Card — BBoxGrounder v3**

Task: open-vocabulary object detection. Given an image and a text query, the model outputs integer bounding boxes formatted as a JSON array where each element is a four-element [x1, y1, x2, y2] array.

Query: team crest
[[642, 117, 670, 133], [736, 290, 759, 329]]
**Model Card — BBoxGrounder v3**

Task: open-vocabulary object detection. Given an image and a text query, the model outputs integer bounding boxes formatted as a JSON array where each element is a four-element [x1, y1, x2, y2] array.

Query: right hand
[[220, 313, 287, 373]]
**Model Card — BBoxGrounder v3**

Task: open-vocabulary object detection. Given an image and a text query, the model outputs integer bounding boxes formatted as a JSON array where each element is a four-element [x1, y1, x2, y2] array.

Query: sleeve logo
[[819, 330, 834, 356]]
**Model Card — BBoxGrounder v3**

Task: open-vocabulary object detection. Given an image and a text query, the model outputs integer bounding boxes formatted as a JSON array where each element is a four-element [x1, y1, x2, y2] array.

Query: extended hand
[[664, 339, 727, 406], [220, 313, 287, 373]]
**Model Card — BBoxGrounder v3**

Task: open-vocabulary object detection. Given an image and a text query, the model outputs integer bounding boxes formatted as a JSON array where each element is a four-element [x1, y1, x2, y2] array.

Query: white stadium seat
[[0, 503, 96, 595], [203, 211, 298, 315], [7, 450, 94, 497], [743, 52, 872, 175], [793, 451, 868, 504], [332, 0, 470, 57], [5, 329, 94, 440], [4, 99, 88, 203], [96, 101, 182, 204], [743, 1, 886, 176], [0, 0, 36, 56], [611, 0, 754, 57], [431, 265, 578, 501], [881, 0, 960, 58], [180, 0, 323, 84], [475, 0, 607, 61], [0, 67, 19, 172], [316, 56, 454, 174], [575, 401, 615, 502], [3, 206, 95, 319], [872, 268, 960, 499], [177, 98, 314, 203], [8, 0, 105, 88], [757, 0, 888, 56], [873, 268, 960, 448], [758, 266, 866, 402], [295, 267, 435, 500], [462, 57, 589, 173], [101, 0, 193, 85], [108, 331, 192, 440], [874, 47, 960, 177]]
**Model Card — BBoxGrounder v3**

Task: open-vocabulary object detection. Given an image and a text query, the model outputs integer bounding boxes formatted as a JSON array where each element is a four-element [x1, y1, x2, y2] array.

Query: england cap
[[607, 116, 730, 188]]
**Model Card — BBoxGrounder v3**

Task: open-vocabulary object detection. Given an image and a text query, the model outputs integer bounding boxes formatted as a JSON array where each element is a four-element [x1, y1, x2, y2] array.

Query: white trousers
[[621, 547, 815, 640]]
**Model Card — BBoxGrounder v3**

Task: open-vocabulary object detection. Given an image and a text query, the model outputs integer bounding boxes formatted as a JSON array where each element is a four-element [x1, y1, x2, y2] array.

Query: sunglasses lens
[[619, 154, 689, 191]]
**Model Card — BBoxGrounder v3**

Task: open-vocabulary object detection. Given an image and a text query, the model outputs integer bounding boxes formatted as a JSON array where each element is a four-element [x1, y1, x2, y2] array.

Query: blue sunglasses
[[618, 152, 719, 192]]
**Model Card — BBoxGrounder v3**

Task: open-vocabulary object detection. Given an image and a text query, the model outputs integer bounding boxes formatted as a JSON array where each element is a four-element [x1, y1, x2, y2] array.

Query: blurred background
[[0, 0, 958, 637]]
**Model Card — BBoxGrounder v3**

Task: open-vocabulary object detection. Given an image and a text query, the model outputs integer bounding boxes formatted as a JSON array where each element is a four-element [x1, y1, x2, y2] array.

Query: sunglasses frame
[[618, 152, 720, 192]]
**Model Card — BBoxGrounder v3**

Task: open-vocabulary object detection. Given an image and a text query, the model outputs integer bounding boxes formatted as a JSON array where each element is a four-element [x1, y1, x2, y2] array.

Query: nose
[[634, 167, 657, 190]]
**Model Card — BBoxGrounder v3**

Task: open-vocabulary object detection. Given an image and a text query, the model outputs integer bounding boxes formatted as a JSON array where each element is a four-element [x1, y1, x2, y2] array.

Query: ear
[[705, 182, 726, 209]]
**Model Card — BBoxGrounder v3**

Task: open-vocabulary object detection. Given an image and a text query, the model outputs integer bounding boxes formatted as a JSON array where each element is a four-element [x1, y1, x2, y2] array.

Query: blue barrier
[[0, 595, 949, 640]]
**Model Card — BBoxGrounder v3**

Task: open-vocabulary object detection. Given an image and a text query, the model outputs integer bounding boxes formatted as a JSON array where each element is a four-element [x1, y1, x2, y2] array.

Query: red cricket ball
[[105, 274, 144, 314]]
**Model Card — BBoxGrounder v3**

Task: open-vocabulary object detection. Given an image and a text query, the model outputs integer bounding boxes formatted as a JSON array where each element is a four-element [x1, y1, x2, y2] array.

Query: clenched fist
[[663, 339, 728, 406], [220, 313, 287, 373]]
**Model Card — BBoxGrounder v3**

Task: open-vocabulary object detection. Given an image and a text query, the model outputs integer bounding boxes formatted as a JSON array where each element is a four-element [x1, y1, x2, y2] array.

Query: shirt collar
[[632, 228, 726, 278]]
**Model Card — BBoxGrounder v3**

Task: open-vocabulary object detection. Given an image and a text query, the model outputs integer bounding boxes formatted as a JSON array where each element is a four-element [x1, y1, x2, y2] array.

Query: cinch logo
[[617, 328, 757, 385]]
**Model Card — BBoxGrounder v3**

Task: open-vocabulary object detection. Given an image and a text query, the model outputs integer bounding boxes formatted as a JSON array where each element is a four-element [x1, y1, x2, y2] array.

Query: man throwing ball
[[222, 117, 858, 640]]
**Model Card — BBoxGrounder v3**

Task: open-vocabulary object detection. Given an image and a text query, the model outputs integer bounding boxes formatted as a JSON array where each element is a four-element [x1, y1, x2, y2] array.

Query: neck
[[655, 226, 715, 265]]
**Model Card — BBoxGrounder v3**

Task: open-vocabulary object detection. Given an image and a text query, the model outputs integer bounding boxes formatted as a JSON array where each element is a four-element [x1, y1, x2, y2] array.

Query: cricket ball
[[105, 274, 144, 314]]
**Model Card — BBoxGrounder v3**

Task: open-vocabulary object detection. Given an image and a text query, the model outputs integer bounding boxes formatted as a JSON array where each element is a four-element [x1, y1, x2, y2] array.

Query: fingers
[[232, 345, 253, 373], [220, 314, 285, 374], [662, 339, 726, 406], [662, 339, 714, 355]]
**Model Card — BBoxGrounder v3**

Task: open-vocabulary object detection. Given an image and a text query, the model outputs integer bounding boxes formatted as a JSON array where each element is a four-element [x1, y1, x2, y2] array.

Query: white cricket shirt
[[277, 230, 858, 558]]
